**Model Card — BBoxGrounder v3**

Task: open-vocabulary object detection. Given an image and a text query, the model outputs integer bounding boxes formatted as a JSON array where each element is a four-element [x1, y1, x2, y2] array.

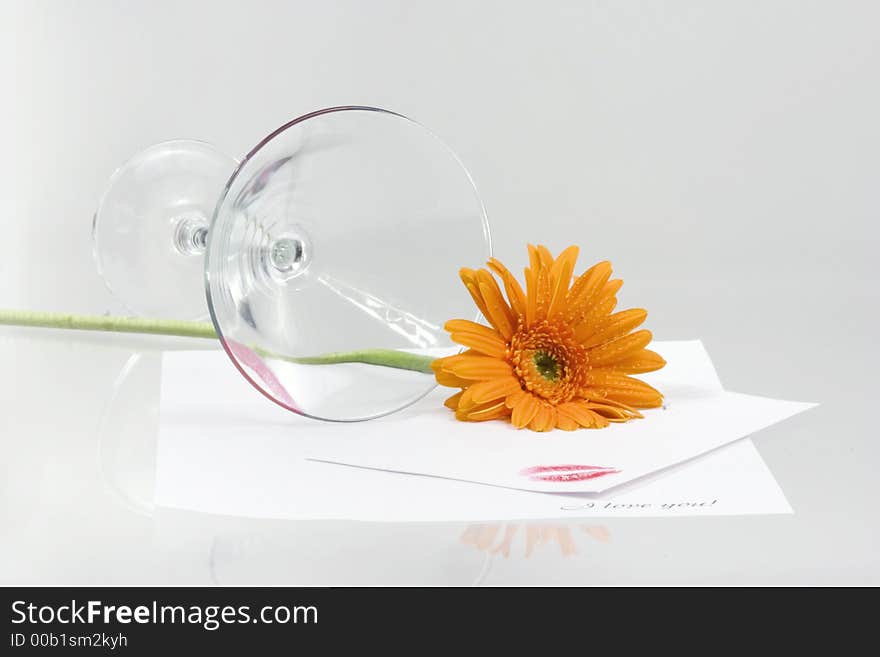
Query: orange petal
[[545, 407, 561, 432], [597, 294, 619, 317], [599, 348, 666, 374], [431, 351, 476, 371], [549, 245, 578, 282], [457, 386, 478, 411], [459, 268, 491, 320], [611, 387, 663, 408], [603, 279, 623, 297], [574, 300, 622, 343], [487, 257, 527, 319], [462, 400, 510, 422], [582, 394, 643, 418], [583, 402, 641, 422], [576, 278, 621, 322], [547, 406, 559, 430], [534, 266, 551, 321], [578, 308, 648, 349], [444, 319, 501, 340], [466, 376, 523, 404], [432, 355, 471, 388], [447, 356, 514, 381], [458, 378, 519, 411], [511, 393, 540, 428], [528, 403, 556, 432], [547, 245, 578, 318], [524, 265, 538, 327], [555, 412, 580, 431], [477, 272, 515, 340], [450, 331, 508, 359], [536, 244, 555, 268], [527, 244, 543, 272], [505, 389, 529, 409], [586, 329, 653, 367], [582, 371, 663, 408], [444, 391, 464, 410], [430, 355, 450, 372], [586, 370, 652, 388], [434, 368, 471, 388], [566, 261, 612, 320], [557, 401, 610, 429], [432, 352, 475, 382]]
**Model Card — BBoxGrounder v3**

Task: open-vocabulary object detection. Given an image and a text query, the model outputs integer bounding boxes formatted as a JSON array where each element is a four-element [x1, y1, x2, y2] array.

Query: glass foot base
[[92, 140, 237, 319]]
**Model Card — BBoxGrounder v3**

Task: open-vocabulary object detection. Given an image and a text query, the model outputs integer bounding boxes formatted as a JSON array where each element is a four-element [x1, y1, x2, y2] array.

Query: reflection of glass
[[93, 353, 613, 585], [93, 106, 491, 421], [203, 523, 490, 586], [96, 351, 162, 516]]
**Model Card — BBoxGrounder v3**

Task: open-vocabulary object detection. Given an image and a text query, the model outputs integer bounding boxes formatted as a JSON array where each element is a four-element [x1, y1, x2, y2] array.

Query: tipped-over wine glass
[[92, 106, 491, 421]]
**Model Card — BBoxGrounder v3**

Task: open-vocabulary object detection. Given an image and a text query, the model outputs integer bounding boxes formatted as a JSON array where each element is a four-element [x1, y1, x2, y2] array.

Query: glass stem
[[0, 309, 435, 373]]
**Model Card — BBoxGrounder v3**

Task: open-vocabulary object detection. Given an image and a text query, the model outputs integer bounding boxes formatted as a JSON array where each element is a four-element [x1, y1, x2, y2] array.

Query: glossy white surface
[[1, 1, 877, 584]]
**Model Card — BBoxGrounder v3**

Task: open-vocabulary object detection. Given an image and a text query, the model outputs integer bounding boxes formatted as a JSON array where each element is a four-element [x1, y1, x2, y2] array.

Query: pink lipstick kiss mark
[[519, 464, 621, 483]]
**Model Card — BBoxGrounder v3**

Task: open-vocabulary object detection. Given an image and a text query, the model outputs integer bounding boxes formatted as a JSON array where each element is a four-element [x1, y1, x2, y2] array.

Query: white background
[[1, 1, 877, 583]]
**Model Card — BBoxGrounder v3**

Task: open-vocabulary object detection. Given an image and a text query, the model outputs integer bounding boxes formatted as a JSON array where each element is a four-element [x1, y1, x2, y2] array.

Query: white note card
[[155, 341, 813, 521]]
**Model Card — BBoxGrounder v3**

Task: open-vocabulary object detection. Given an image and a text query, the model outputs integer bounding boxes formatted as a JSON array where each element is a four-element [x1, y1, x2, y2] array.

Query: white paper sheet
[[155, 341, 810, 521], [301, 341, 815, 493]]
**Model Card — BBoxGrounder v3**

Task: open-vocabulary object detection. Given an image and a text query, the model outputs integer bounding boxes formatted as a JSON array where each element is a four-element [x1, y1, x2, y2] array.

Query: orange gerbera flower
[[432, 245, 665, 431]]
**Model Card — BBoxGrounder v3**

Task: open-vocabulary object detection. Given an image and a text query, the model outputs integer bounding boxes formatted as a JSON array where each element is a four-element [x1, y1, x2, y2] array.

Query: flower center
[[510, 320, 588, 404], [533, 351, 559, 381]]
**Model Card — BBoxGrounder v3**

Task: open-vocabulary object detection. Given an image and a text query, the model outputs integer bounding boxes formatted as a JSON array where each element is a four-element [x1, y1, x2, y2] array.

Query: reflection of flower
[[460, 523, 610, 558], [432, 245, 665, 431]]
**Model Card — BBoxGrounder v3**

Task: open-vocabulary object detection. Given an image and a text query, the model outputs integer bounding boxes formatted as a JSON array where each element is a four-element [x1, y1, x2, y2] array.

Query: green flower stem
[[268, 348, 435, 372], [0, 309, 435, 373], [0, 309, 217, 339]]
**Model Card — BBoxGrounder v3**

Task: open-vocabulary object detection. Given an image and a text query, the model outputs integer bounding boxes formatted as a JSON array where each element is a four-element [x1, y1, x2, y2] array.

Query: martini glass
[[92, 106, 491, 421]]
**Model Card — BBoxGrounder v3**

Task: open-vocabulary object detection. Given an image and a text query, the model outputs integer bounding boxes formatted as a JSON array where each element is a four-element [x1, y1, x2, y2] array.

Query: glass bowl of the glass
[[206, 107, 491, 421]]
